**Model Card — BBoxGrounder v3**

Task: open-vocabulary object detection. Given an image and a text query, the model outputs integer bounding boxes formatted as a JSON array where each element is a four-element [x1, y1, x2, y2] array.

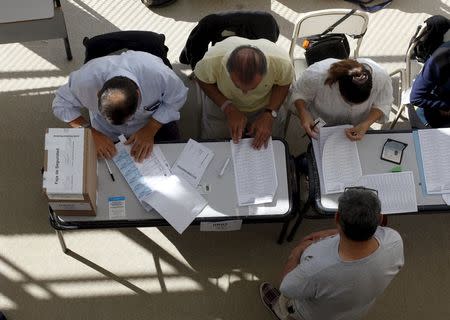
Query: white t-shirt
[[290, 58, 393, 125], [280, 227, 404, 320]]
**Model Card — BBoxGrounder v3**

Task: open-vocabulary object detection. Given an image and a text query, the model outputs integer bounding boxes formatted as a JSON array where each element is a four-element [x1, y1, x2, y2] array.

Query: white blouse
[[290, 58, 393, 126]]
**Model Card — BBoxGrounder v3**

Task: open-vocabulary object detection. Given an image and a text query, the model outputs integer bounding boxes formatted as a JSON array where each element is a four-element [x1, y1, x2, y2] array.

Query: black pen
[[302, 119, 320, 138], [104, 159, 115, 182]]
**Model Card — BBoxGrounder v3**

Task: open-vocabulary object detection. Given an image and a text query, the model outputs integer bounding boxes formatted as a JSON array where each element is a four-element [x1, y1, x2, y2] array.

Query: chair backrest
[[289, 9, 369, 79], [83, 31, 172, 68], [180, 10, 279, 69]]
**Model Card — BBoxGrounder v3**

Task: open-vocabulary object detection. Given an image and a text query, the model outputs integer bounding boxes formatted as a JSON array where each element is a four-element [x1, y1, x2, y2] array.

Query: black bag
[[411, 15, 450, 63], [303, 9, 356, 66], [304, 34, 350, 66]]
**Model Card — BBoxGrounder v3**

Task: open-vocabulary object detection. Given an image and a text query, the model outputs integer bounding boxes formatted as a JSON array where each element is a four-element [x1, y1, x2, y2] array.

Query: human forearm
[[68, 116, 90, 128], [281, 239, 314, 279], [359, 107, 384, 130], [196, 79, 230, 108], [267, 84, 290, 111]]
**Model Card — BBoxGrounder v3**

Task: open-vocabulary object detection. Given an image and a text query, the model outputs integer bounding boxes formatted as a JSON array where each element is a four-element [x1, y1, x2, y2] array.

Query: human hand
[[345, 122, 370, 141], [125, 125, 155, 162], [91, 128, 117, 159], [224, 104, 247, 144], [300, 110, 319, 139], [439, 109, 450, 117], [247, 112, 273, 149]]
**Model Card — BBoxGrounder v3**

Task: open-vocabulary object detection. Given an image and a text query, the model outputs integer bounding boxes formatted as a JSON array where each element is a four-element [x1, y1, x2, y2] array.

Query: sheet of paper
[[321, 127, 362, 194], [312, 125, 352, 195], [113, 142, 207, 234], [141, 174, 207, 234], [417, 129, 450, 194], [171, 139, 214, 187], [44, 128, 84, 196], [112, 144, 154, 210], [442, 194, 450, 206], [356, 172, 418, 214], [230, 138, 278, 206]]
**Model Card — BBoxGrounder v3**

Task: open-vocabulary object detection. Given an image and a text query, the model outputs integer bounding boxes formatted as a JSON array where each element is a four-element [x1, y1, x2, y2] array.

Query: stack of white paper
[[356, 172, 417, 214], [322, 128, 362, 194], [171, 139, 214, 187], [231, 138, 278, 206], [113, 143, 207, 234], [417, 129, 450, 194]]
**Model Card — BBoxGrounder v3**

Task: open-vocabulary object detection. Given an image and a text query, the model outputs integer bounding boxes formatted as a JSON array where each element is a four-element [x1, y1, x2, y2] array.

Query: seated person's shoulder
[[375, 226, 403, 247]]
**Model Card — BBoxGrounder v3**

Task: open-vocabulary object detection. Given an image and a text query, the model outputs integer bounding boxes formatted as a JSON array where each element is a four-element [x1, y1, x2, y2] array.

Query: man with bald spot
[[194, 36, 294, 149]]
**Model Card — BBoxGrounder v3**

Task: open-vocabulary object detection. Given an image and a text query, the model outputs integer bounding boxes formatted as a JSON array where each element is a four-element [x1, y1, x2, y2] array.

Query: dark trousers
[[424, 108, 450, 128], [154, 121, 180, 142]]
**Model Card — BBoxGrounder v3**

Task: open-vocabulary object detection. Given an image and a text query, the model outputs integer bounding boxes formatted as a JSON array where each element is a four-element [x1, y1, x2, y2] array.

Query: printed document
[[43, 128, 85, 197], [113, 143, 207, 234], [231, 138, 278, 206], [322, 128, 362, 194], [172, 139, 214, 187], [356, 172, 417, 214], [417, 129, 450, 194]]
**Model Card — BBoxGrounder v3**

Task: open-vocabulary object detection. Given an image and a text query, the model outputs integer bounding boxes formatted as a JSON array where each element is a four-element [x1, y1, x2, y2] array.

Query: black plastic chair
[[83, 30, 172, 68]]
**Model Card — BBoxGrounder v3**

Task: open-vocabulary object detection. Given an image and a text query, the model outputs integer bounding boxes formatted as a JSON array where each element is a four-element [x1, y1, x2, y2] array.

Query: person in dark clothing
[[410, 41, 450, 127]]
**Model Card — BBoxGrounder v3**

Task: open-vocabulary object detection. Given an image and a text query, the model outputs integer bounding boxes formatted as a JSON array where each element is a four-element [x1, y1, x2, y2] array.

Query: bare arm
[[197, 79, 247, 143], [295, 99, 318, 139], [345, 107, 383, 141], [69, 116, 117, 159], [281, 239, 314, 279], [249, 84, 290, 149]]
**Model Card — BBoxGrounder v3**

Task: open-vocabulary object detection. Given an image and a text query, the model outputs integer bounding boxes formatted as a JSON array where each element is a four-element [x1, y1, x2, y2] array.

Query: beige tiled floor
[[0, 0, 449, 319]]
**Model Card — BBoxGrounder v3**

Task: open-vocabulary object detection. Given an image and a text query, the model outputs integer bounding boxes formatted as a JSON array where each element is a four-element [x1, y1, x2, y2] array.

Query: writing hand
[[91, 129, 117, 159], [300, 111, 319, 140], [345, 122, 369, 141]]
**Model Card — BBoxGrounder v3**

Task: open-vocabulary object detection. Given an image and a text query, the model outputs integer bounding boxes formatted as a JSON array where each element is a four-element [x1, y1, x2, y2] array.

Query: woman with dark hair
[[291, 58, 393, 141]]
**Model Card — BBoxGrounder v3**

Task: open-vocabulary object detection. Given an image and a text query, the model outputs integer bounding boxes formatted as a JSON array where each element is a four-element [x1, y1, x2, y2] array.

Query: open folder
[[112, 142, 207, 234]]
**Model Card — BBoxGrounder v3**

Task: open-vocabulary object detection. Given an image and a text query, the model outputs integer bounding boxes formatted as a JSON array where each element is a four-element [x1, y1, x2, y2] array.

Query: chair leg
[[64, 37, 73, 61], [286, 200, 311, 242], [390, 104, 406, 129], [283, 110, 292, 138], [277, 220, 290, 244]]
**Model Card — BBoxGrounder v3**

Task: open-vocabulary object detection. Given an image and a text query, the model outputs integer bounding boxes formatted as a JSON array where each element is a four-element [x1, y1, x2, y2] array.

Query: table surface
[[0, 0, 54, 24], [54, 140, 292, 227], [312, 131, 447, 214]]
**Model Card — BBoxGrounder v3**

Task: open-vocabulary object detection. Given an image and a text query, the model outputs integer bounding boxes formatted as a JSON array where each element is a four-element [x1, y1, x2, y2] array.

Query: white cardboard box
[[43, 128, 97, 216]]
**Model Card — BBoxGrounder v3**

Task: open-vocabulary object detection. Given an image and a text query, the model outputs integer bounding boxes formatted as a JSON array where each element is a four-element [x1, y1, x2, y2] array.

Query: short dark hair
[[98, 76, 139, 125], [337, 188, 381, 241], [226, 45, 267, 84], [324, 59, 373, 104]]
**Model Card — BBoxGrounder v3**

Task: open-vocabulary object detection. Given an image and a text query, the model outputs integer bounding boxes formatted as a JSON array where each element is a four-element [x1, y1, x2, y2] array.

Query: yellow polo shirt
[[194, 36, 294, 112]]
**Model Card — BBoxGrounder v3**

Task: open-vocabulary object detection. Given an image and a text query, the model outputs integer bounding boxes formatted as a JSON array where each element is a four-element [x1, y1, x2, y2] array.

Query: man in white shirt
[[260, 187, 404, 320], [53, 50, 188, 162]]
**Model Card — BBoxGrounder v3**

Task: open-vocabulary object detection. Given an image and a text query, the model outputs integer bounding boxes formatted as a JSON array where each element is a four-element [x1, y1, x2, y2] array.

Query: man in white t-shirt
[[260, 187, 404, 320]]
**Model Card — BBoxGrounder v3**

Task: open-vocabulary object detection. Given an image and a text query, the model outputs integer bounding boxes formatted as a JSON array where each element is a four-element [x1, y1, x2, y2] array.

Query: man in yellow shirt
[[195, 36, 294, 149]]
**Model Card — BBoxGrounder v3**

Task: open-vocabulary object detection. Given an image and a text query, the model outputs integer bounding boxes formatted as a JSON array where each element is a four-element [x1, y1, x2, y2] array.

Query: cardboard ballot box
[[43, 128, 97, 216]]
